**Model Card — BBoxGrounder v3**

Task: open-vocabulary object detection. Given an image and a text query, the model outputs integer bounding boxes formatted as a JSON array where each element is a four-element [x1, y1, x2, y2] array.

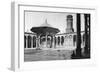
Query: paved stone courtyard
[[24, 49, 73, 62]]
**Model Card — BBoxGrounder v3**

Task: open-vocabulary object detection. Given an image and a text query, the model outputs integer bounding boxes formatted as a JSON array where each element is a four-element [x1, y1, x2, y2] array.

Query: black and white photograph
[[24, 11, 90, 62]]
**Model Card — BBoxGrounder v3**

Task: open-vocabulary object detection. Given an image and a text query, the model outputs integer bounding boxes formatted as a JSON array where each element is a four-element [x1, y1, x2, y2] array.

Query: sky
[[25, 11, 85, 33]]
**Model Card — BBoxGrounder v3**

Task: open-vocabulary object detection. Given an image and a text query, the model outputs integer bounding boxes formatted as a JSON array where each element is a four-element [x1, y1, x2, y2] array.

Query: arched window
[[40, 35, 46, 45], [83, 33, 85, 43], [47, 35, 51, 48], [33, 36, 36, 48], [73, 35, 76, 42], [50, 36, 53, 48], [24, 35, 26, 48], [54, 37, 56, 46], [58, 36, 60, 45], [73, 35, 76, 46], [28, 35, 31, 48], [61, 36, 64, 45]]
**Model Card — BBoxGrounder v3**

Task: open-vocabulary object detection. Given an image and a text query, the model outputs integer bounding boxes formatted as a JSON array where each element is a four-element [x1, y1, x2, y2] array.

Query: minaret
[[66, 15, 74, 33]]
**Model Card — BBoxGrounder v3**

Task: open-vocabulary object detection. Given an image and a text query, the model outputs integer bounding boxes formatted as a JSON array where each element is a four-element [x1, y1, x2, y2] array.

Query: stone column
[[84, 14, 90, 55], [76, 13, 81, 57], [56, 36, 58, 47], [38, 35, 41, 48], [52, 35, 55, 48], [36, 35, 38, 49], [46, 33, 48, 48]]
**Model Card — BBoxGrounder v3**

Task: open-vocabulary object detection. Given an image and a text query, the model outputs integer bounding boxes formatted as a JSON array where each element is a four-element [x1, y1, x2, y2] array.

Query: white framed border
[[11, 2, 97, 71]]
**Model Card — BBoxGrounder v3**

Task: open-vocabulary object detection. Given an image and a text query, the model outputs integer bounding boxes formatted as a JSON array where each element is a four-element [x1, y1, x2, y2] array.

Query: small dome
[[41, 19, 52, 27]]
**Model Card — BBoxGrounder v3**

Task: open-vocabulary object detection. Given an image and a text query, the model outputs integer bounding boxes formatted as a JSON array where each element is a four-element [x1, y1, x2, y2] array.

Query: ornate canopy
[[31, 19, 60, 35]]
